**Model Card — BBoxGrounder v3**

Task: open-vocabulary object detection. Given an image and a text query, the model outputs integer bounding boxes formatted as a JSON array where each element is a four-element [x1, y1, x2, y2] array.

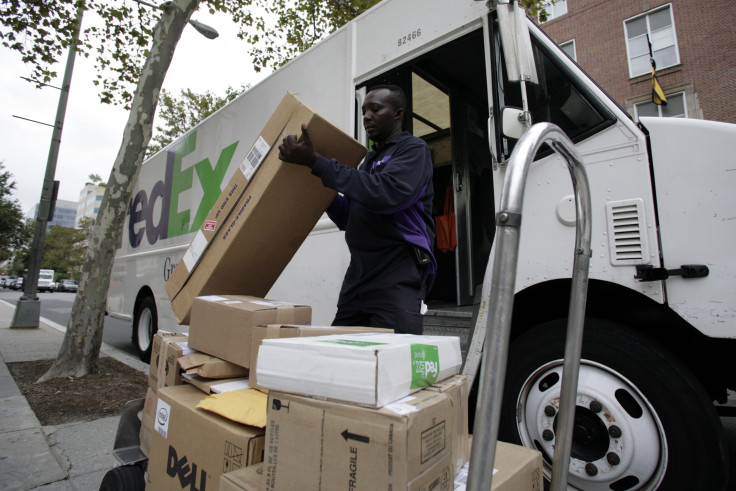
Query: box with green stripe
[[256, 332, 462, 407]]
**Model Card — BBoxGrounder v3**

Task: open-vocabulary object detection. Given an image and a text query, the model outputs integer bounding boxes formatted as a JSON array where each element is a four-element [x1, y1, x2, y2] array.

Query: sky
[[0, 8, 271, 216]]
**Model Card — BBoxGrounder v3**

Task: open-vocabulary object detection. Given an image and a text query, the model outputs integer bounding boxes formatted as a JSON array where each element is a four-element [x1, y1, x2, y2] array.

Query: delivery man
[[278, 85, 436, 334]]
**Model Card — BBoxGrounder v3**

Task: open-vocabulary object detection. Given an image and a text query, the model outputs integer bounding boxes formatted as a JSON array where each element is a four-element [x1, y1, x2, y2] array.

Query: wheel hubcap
[[516, 360, 667, 490], [137, 308, 152, 352]]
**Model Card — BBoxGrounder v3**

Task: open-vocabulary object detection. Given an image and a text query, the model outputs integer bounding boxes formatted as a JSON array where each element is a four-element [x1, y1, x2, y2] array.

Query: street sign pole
[[11, 7, 84, 328]]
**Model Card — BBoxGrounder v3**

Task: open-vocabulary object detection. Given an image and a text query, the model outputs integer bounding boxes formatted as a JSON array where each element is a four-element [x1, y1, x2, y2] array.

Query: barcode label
[[239, 136, 271, 180]]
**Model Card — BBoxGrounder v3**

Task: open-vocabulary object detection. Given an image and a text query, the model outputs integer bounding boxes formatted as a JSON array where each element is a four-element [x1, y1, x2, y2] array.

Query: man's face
[[362, 88, 403, 144]]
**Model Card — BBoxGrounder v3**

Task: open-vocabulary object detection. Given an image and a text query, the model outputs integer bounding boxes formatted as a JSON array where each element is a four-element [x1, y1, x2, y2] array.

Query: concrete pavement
[[0, 299, 148, 491]]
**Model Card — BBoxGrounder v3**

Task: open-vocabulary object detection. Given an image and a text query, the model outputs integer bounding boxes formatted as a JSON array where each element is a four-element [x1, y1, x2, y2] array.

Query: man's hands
[[278, 123, 318, 168]]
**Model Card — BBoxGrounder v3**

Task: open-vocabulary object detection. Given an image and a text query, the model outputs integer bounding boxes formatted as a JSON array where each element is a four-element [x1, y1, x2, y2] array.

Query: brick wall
[[539, 0, 736, 123]]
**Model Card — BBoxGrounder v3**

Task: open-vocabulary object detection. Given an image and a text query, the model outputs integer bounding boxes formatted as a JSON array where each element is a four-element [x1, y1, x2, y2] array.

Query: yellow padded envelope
[[196, 388, 268, 428]]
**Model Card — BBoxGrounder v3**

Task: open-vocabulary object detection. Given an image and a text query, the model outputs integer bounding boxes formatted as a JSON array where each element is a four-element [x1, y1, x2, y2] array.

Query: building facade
[[26, 199, 77, 230], [538, 0, 735, 124], [76, 182, 105, 227]]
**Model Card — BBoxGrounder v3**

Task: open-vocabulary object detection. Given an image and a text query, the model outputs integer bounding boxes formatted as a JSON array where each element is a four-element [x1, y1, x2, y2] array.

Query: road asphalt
[[0, 299, 148, 491]]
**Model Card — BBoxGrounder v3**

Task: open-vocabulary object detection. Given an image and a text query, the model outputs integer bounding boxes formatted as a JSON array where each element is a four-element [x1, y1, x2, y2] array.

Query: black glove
[[278, 123, 318, 168]]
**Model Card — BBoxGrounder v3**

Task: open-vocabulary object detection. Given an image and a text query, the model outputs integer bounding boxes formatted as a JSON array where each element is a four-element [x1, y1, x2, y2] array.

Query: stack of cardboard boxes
[[253, 333, 467, 491], [142, 93, 542, 490], [141, 305, 400, 490]]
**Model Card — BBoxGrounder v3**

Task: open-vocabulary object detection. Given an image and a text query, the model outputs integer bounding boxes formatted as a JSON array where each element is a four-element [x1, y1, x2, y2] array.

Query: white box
[[256, 333, 462, 407]]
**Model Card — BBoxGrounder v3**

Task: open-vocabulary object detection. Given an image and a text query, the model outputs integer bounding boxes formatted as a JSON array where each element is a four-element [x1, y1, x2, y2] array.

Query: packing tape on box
[[275, 305, 295, 323]]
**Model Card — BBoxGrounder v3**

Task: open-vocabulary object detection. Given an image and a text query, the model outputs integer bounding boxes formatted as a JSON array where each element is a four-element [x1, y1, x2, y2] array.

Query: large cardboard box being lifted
[[263, 389, 457, 491], [166, 92, 367, 324], [147, 385, 265, 491], [188, 295, 312, 368]]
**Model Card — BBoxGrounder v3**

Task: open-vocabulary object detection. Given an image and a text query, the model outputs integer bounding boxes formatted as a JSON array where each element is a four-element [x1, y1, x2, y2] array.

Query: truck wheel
[[499, 319, 729, 490], [99, 465, 145, 491], [133, 296, 158, 363]]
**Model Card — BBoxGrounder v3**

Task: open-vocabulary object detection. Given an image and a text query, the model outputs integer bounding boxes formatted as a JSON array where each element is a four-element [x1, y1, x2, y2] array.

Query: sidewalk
[[0, 299, 148, 491]]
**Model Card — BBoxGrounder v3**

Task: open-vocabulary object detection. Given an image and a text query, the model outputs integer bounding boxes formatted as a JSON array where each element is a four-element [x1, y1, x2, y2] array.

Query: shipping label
[[182, 230, 208, 272], [240, 136, 271, 180]]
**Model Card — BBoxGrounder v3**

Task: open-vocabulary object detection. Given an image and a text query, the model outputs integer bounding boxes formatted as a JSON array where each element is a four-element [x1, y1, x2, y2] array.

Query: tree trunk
[[39, 0, 202, 382]]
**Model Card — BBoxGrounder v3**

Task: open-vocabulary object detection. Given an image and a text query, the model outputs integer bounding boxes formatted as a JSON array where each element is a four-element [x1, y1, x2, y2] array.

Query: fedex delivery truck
[[106, 0, 734, 488]]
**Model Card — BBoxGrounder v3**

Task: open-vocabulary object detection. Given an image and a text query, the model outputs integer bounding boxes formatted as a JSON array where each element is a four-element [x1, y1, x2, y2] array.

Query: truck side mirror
[[496, 0, 538, 85], [502, 107, 527, 139]]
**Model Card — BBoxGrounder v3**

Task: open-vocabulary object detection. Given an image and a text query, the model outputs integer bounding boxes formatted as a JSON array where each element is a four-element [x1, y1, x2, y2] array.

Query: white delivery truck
[[37, 269, 55, 293], [106, 0, 734, 488]]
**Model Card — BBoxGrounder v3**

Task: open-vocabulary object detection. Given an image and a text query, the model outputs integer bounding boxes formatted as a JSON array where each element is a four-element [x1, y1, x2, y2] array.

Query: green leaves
[[41, 224, 88, 279], [2, 0, 378, 107], [146, 85, 247, 156], [0, 162, 30, 263]]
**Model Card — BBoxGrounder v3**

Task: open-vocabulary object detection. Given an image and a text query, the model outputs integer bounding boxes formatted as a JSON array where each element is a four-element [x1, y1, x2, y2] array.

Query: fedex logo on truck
[[126, 131, 239, 248]]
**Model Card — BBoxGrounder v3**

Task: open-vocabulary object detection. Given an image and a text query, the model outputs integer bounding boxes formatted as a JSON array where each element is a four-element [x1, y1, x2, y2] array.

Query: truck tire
[[133, 296, 158, 364], [99, 465, 145, 491], [499, 319, 729, 490]]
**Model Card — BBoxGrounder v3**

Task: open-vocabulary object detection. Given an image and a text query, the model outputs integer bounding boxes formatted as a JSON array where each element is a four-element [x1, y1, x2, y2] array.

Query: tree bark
[[39, 0, 202, 382]]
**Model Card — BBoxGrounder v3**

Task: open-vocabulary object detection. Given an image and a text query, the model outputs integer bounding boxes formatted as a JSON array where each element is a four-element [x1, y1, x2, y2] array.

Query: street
[[0, 289, 138, 358]]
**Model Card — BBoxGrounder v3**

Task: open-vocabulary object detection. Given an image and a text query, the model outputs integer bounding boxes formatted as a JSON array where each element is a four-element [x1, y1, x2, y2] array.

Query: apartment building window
[[625, 5, 680, 78], [541, 0, 567, 22], [560, 40, 576, 60], [634, 92, 686, 120]]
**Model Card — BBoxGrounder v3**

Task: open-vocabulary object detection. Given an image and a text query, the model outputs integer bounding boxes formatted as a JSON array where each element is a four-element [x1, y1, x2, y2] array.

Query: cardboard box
[[149, 332, 193, 392], [179, 352, 249, 379], [263, 389, 457, 490], [220, 463, 265, 491], [219, 442, 541, 491], [256, 333, 462, 407], [147, 385, 265, 491], [139, 387, 157, 458], [491, 441, 543, 490], [250, 324, 394, 387], [453, 439, 543, 490], [167, 93, 367, 324], [164, 92, 297, 303], [189, 296, 312, 368], [428, 375, 469, 474]]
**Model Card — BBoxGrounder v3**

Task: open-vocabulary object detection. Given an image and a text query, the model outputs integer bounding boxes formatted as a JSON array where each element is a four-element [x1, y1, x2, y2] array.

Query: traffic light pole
[[11, 7, 83, 328]]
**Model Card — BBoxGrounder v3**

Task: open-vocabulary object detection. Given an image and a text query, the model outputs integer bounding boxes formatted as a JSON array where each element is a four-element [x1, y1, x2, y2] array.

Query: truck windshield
[[493, 22, 615, 158]]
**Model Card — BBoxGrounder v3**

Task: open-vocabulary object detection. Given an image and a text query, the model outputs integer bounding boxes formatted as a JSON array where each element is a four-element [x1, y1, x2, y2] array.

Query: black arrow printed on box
[[341, 430, 370, 443]]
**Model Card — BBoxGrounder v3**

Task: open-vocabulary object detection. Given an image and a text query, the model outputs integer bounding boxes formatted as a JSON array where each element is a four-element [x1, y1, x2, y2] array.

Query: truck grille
[[606, 199, 649, 265]]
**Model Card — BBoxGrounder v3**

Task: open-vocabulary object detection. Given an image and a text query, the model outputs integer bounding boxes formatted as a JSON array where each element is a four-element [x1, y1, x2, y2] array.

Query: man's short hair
[[368, 84, 407, 112]]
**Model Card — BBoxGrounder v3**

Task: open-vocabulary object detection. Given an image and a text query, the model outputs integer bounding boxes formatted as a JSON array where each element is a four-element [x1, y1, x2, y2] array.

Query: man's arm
[[312, 138, 432, 213]]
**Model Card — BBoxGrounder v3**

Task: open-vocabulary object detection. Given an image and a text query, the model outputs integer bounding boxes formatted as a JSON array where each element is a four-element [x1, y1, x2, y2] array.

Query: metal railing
[[467, 122, 592, 491]]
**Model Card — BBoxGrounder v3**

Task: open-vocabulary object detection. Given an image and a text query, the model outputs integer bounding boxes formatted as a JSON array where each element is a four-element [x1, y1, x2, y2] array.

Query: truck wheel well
[[510, 279, 735, 402]]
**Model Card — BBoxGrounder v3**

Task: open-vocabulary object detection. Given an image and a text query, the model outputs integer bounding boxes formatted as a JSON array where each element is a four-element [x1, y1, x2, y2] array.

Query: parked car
[[11, 277, 23, 290], [57, 279, 78, 293]]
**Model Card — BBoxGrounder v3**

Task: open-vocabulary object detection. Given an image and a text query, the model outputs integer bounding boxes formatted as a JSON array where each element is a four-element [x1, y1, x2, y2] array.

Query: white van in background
[[37, 269, 55, 293]]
